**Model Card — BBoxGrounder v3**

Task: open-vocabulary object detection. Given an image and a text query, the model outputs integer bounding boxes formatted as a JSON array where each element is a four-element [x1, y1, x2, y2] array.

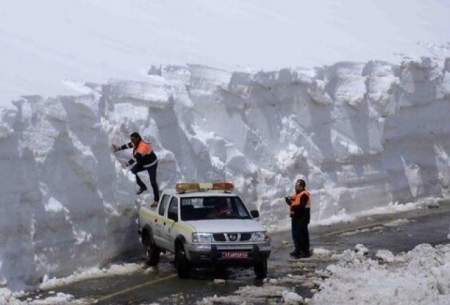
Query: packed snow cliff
[[1, 56, 450, 289]]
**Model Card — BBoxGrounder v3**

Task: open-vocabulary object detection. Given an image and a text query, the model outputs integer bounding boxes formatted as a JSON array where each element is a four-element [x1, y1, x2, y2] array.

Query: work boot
[[298, 251, 312, 258], [289, 251, 301, 258], [136, 187, 147, 195]]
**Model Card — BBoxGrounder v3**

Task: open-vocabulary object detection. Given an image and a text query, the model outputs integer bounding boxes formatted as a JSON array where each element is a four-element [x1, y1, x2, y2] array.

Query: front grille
[[213, 232, 253, 242], [240, 233, 251, 241], [213, 233, 226, 242]]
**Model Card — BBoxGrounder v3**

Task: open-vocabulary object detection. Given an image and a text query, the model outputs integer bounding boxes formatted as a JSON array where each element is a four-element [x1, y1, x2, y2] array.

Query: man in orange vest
[[285, 179, 311, 258], [112, 132, 160, 202]]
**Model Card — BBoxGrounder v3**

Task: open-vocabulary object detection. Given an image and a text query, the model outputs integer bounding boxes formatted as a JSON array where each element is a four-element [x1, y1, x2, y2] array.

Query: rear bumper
[[186, 243, 271, 267]]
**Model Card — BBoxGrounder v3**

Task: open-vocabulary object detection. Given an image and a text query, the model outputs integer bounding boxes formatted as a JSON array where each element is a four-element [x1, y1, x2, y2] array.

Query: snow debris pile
[[0, 288, 87, 305], [312, 243, 450, 305], [375, 249, 396, 263], [282, 291, 304, 305], [1, 56, 450, 289]]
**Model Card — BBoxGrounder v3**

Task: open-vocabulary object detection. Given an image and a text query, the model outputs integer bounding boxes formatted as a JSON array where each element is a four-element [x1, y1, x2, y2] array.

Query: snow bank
[[40, 262, 148, 290], [312, 243, 450, 305], [1, 56, 450, 289]]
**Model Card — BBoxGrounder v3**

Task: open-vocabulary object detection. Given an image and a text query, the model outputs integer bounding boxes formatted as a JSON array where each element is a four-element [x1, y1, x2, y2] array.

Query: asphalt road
[[28, 202, 450, 305]]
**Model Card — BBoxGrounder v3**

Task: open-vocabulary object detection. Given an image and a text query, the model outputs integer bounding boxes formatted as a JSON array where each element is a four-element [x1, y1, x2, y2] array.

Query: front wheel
[[254, 257, 268, 279], [175, 243, 191, 279]]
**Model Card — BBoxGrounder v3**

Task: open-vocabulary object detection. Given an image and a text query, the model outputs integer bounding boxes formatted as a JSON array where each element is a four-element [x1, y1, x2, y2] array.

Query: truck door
[[153, 194, 170, 246], [161, 196, 179, 252]]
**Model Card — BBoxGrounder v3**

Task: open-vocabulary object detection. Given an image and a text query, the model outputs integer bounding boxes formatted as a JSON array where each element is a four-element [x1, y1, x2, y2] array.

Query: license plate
[[222, 251, 248, 259]]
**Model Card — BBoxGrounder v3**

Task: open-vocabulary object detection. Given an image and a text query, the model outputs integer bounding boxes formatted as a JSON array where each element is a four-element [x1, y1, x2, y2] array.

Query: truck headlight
[[250, 231, 269, 242], [192, 232, 212, 244]]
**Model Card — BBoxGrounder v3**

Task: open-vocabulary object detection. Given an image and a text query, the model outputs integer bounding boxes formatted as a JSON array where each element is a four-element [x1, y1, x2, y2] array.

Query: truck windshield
[[180, 196, 251, 221]]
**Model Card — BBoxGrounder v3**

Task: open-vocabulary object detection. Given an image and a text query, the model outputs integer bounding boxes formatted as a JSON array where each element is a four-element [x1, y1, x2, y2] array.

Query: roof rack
[[176, 182, 234, 194]]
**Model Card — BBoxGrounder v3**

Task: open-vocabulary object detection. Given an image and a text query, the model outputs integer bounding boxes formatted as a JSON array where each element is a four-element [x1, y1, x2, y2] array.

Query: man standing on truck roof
[[285, 179, 312, 259], [112, 132, 160, 202]]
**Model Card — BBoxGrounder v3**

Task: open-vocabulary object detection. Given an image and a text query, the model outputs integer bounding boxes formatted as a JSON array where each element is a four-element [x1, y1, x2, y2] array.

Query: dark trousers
[[291, 216, 310, 255], [131, 163, 160, 202]]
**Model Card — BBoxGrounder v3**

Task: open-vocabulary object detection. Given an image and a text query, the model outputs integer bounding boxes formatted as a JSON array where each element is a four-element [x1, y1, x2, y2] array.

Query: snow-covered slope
[[1, 55, 450, 289], [2, 0, 450, 104]]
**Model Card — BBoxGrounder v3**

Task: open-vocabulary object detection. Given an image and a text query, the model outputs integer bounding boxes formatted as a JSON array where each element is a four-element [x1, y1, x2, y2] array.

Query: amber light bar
[[176, 182, 234, 194]]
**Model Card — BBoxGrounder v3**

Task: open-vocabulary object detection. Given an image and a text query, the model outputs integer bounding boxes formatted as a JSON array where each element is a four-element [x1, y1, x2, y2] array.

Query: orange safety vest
[[133, 141, 152, 156], [290, 190, 311, 216]]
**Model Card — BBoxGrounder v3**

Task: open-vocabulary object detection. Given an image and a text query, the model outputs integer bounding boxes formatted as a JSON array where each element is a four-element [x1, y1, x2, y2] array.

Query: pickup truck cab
[[138, 182, 271, 278]]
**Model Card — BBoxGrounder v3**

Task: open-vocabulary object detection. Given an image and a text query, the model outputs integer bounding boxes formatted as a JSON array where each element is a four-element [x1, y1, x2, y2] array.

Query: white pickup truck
[[138, 182, 271, 279]]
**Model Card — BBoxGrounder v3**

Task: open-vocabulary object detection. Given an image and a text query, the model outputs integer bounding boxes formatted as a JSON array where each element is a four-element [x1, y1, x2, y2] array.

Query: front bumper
[[186, 242, 271, 267]]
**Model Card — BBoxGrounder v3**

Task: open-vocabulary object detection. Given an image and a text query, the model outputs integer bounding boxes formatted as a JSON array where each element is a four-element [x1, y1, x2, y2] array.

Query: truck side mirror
[[250, 210, 260, 218], [168, 212, 178, 222]]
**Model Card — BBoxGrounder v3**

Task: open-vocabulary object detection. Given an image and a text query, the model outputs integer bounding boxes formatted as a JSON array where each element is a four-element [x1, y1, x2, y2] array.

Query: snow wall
[[1, 56, 450, 289]]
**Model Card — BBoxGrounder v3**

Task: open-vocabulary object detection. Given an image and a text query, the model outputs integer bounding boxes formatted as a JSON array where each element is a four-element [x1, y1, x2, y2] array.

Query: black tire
[[254, 257, 268, 279], [142, 230, 160, 266], [175, 243, 191, 279], [214, 265, 227, 276]]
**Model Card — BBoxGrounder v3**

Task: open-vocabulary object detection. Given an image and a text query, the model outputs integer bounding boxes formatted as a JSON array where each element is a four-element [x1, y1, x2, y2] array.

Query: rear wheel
[[175, 243, 191, 279], [254, 257, 268, 279], [142, 230, 160, 266]]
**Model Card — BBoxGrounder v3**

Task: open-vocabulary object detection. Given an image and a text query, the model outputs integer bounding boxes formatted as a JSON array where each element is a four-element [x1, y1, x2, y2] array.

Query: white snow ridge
[[1, 56, 450, 289], [312, 244, 450, 305]]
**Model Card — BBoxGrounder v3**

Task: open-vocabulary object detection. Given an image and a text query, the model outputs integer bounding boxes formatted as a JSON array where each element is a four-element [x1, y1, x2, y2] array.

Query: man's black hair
[[296, 179, 306, 188], [130, 132, 141, 140]]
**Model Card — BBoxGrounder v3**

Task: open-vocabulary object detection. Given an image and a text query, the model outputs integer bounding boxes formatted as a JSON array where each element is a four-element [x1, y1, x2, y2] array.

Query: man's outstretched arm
[[112, 142, 133, 152]]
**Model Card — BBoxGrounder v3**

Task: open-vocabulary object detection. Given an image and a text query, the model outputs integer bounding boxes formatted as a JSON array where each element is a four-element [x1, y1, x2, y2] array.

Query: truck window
[[159, 195, 170, 216], [168, 197, 179, 222], [180, 196, 251, 221]]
